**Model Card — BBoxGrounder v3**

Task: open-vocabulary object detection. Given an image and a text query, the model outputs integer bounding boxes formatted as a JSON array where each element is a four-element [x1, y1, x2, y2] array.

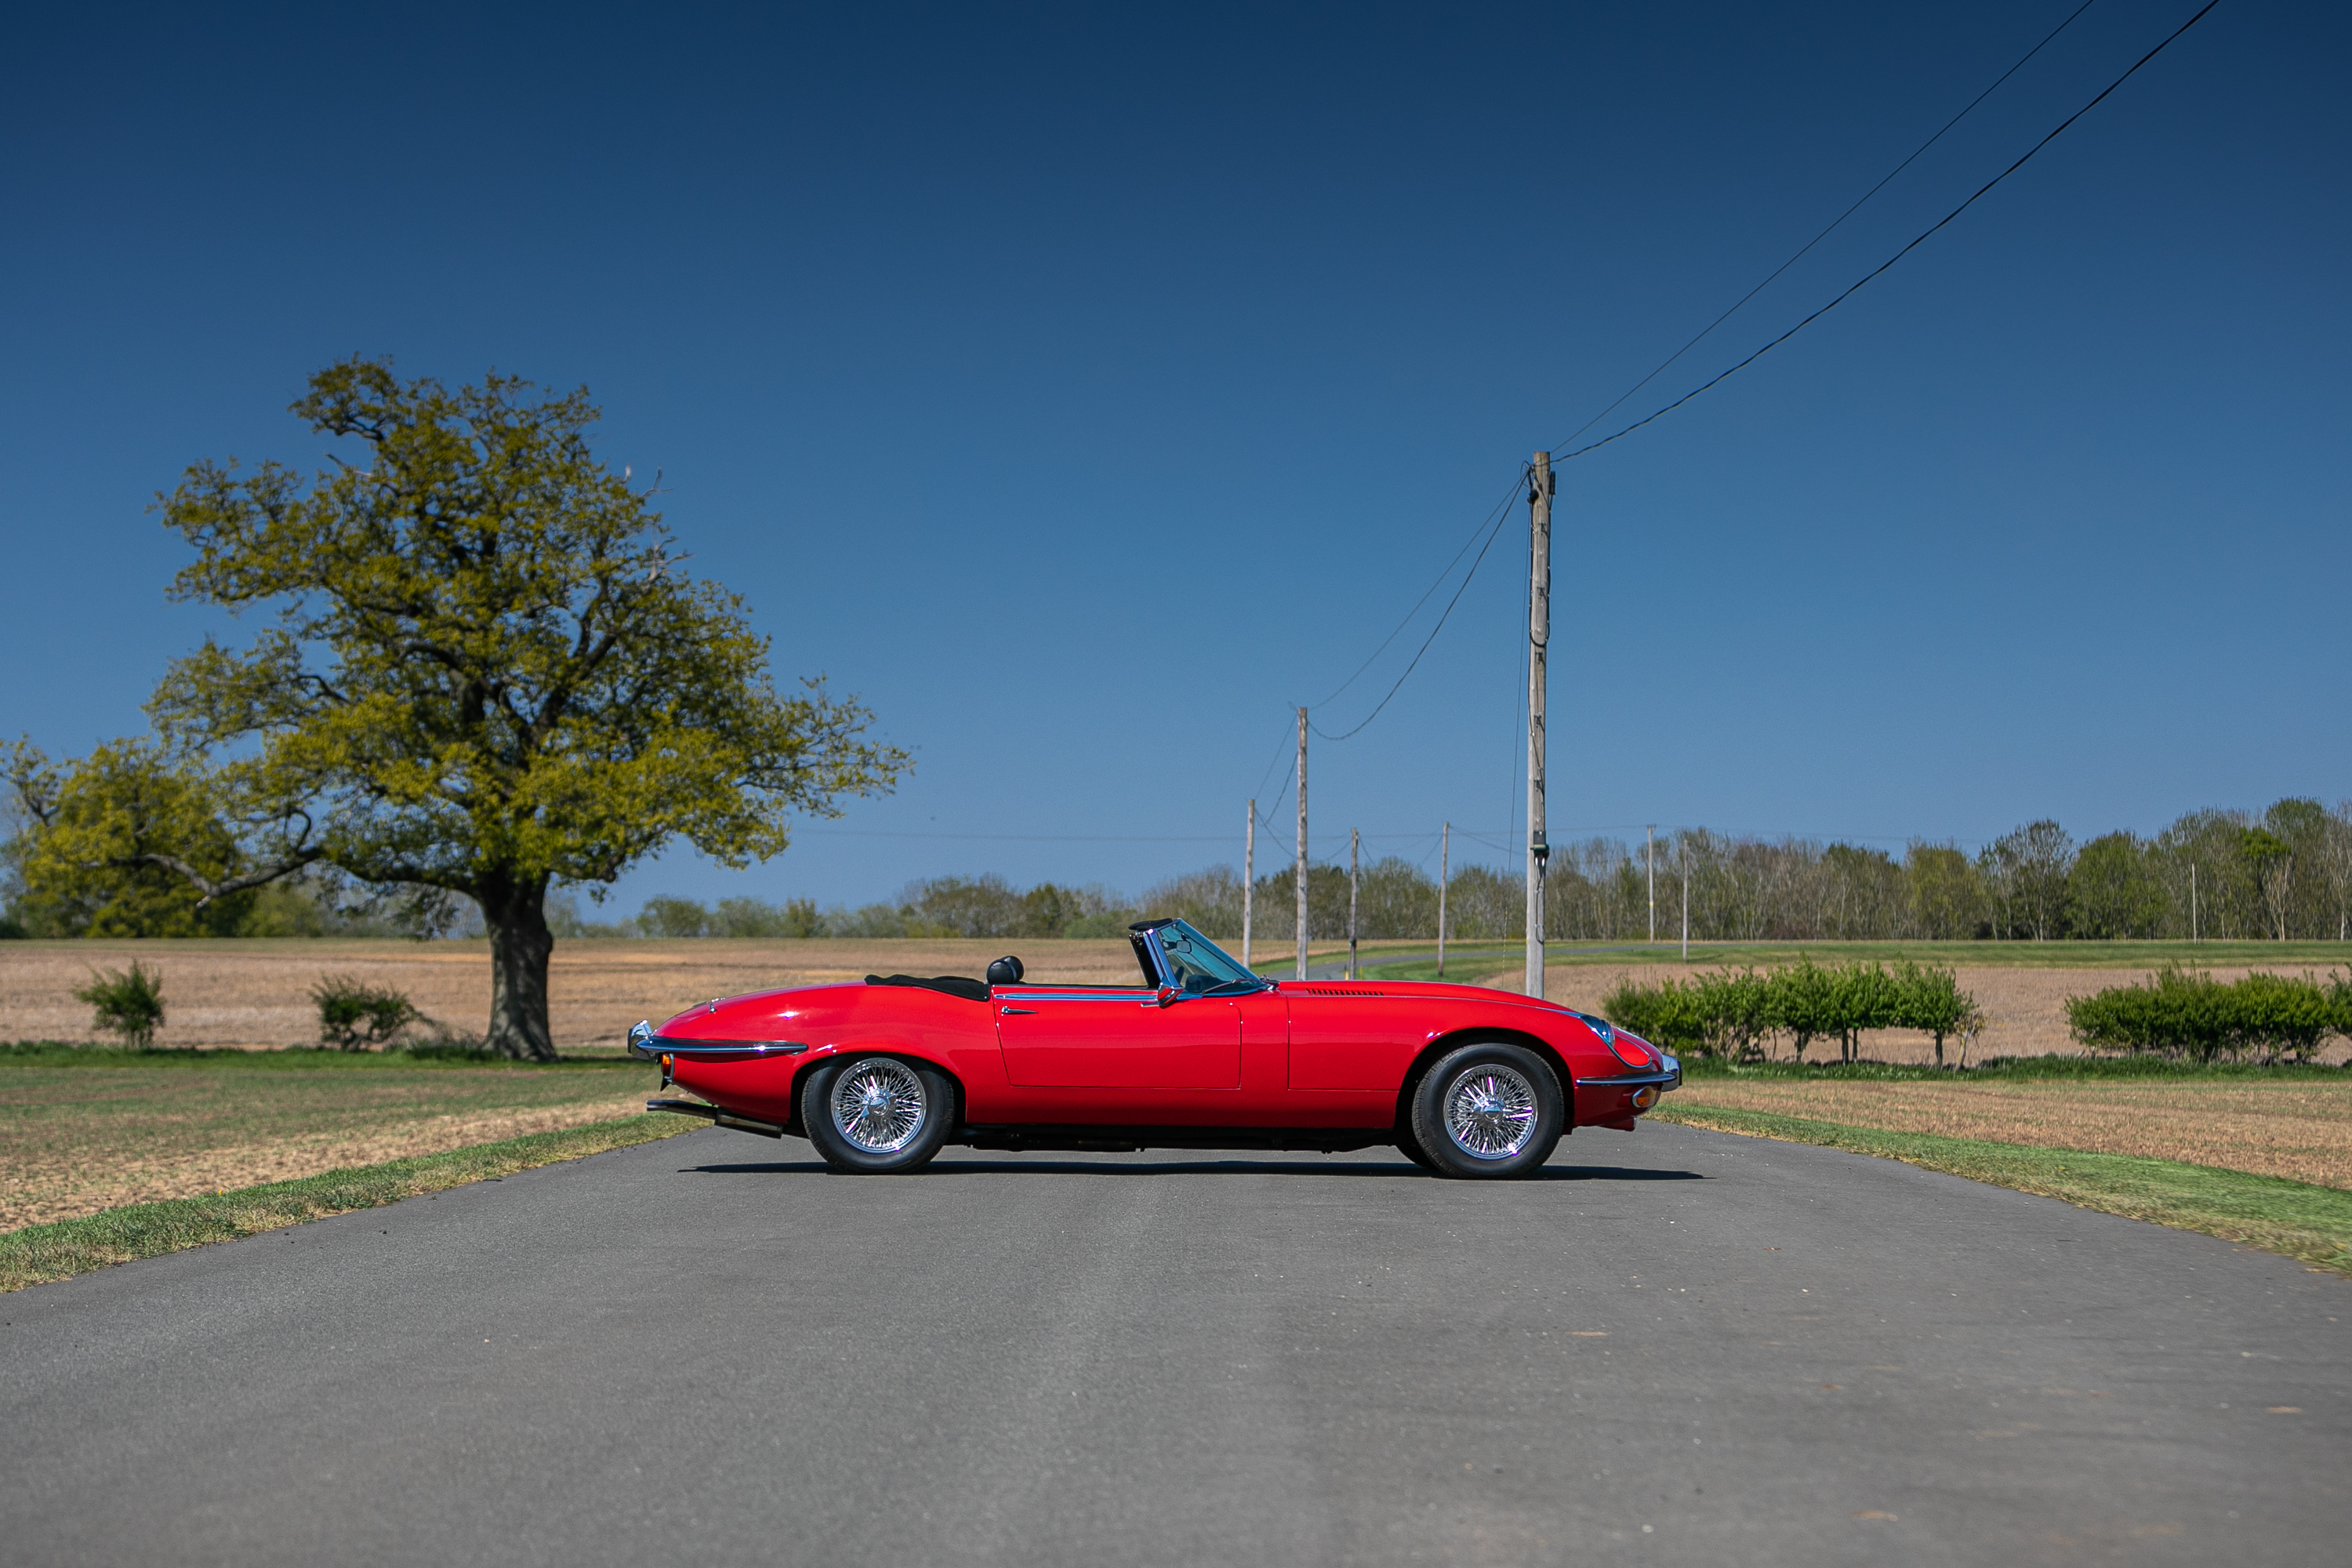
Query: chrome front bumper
[[1573, 1052, 1681, 1093]]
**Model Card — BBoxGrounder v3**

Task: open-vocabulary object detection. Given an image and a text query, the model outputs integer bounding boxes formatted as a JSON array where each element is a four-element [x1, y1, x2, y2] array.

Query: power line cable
[[1555, 0, 2220, 466], [1305, 471, 1526, 712], [1247, 723, 1295, 806], [1552, 0, 2103, 452], [1311, 473, 1524, 742]]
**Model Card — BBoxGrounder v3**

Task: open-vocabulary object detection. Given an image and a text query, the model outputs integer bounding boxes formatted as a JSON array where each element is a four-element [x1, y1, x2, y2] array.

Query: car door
[[994, 988, 1243, 1091]]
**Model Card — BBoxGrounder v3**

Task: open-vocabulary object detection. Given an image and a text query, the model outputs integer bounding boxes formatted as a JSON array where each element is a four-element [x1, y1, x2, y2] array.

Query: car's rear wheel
[[1408, 1042, 1564, 1179], [801, 1055, 955, 1174]]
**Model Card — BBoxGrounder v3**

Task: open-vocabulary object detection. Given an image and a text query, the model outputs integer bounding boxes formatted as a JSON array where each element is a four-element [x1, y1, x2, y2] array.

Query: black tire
[[800, 1054, 956, 1174], [1408, 1042, 1564, 1180], [1396, 1130, 1441, 1171]]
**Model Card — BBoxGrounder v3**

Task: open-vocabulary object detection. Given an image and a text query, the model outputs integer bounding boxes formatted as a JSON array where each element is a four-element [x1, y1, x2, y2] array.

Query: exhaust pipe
[[646, 1098, 788, 1139]]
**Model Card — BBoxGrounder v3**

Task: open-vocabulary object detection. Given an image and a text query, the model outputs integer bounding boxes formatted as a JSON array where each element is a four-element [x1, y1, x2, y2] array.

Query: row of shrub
[[2063, 967, 2350, 1064], [1598, 960, 1984, 1065], [71, 963, 488, 1055]]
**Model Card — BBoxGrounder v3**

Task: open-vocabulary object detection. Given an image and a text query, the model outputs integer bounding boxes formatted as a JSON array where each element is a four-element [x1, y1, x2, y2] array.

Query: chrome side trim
[[993, 991, 1155, 1003]]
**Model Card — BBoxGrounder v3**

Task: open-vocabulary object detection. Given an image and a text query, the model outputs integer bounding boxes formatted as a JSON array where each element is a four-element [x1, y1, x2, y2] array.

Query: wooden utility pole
[[2191, 862, 2199, 943], [1348, 828, 1360, 980], [1680, 838, 1690, 961], [1438, 821, 1450, 978], [1646, 824, 1657, 943], [1294, 707, 1309, 980], [1241, 799, 1255, 970], [1524, 452, 1552, 1000]]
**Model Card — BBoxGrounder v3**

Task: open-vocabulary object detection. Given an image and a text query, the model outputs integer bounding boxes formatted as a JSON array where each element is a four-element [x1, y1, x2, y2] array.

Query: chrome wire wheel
[[829, 1058, 928, 1153], [1442, 1064, 1539, 1160]]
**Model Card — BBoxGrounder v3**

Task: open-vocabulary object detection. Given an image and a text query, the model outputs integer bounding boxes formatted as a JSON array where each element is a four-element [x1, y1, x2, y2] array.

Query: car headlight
[[1606, 1028, 1661, 1072]]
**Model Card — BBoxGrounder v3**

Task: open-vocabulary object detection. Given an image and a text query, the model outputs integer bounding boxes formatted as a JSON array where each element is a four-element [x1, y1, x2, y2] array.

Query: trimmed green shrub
[[74, 961, 167, 1047], [310, 974, 423, 1051], [1892, 960, 1984, 1067], [1766, 958, 1839, 1064], [2065, 966, 2345, 1064], [1601, 959, 1982, 1066], [1599, 975, 1708, 1059]]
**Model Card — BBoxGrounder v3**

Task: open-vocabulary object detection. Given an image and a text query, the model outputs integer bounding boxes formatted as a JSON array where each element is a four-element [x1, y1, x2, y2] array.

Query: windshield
[[1145, 920, 1264, 994]]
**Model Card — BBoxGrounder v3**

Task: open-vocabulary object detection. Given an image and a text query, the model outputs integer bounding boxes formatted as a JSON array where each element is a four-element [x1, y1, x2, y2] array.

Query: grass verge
[[1654, 1102, 2352, 1277], [0, 1040, 645, 1069], [1679, 1056, 2350, 1082], [1340, 939, 2352, 972], [0, 1112, 691, 1294]]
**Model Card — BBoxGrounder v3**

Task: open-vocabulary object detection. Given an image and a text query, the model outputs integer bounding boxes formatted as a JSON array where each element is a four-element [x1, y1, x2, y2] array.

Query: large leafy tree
[[3, 740, 256, 936], [12, 358, 908, 1058]]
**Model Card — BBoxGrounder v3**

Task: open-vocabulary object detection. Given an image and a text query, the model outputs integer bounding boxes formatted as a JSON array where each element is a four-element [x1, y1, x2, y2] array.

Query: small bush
[[310, 974, 423, 1051], [387, 1022, 498, 1061], [2064, 966, 2344, 1064], [75, 961, 166, 1047]]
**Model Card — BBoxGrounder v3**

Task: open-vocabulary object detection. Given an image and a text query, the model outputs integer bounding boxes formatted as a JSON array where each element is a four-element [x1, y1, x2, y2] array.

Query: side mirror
[[1156, 985, 1180, 1007]]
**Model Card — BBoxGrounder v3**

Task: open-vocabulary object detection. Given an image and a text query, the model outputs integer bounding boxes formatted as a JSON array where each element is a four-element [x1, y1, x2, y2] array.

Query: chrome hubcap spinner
[[1443, 1063, 1539, 1159], [831, 1058, 927, 1152]]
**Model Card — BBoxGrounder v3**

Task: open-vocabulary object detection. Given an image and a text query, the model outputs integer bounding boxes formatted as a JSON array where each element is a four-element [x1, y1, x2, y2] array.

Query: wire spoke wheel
[[830, 1058, 928, 1153], [1442, 1064, 1539, 1160]]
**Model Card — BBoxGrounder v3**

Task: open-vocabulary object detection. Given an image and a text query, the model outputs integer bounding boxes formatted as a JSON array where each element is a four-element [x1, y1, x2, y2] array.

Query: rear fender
[[782, 1044, 967, 1138]]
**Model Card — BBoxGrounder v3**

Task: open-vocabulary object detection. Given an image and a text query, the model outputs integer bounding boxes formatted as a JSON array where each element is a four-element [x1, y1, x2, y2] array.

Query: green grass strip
[[1654, 1103, 2352, 1277], [0, 1041, 645, 1070], [0, 1113, 692, 1294], [1677, 1056, 2350, 1082]]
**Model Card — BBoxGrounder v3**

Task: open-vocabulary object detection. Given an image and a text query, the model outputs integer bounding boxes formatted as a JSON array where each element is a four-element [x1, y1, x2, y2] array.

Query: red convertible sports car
[[631, 917, 1679, 1178]]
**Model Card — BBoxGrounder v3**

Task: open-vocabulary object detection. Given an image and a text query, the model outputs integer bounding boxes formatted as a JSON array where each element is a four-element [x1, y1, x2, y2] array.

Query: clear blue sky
[[3, 2, 2344, 913]]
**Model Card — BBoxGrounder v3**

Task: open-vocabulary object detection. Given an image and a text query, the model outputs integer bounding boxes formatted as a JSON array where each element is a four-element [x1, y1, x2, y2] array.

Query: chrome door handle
[[1000, 1007, 1036, 1016]]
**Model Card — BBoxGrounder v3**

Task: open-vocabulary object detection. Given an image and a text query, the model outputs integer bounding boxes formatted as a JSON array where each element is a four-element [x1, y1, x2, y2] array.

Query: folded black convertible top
[[866, 973, 989, 1002]]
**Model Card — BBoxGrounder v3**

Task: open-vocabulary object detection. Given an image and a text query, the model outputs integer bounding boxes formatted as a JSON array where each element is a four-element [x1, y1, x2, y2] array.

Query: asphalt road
[[3, 1122, 2345, 1567]]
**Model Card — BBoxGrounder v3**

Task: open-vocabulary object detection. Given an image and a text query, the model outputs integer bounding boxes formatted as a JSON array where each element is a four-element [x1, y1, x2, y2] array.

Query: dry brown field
[[1664, 1078, 2352, 1189], [0, 937, 1205, 1052], [7, 939, 2347, 1063]]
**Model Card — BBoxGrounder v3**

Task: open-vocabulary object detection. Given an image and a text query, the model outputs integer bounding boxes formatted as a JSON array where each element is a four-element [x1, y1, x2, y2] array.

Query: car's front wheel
[[1408, 1042, 1564, 1179], [800, 1054, 956, 1174]]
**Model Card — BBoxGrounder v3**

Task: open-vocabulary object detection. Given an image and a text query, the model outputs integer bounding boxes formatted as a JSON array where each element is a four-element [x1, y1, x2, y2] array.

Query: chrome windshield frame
[[1127, 917, 1276, 996]]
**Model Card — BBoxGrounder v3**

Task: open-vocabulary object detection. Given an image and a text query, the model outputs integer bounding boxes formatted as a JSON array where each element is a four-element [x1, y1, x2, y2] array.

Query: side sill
[[953, 1124, 1395, 1155]]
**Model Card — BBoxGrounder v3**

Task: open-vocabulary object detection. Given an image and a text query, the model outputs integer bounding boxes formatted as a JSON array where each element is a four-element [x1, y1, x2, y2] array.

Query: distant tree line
[[1537, 800, 2352, 944], [16, 795, 2352, 947]]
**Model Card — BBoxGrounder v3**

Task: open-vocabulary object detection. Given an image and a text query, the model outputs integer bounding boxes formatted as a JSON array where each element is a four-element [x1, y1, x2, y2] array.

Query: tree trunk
[[479, 872, 557, 1062]]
